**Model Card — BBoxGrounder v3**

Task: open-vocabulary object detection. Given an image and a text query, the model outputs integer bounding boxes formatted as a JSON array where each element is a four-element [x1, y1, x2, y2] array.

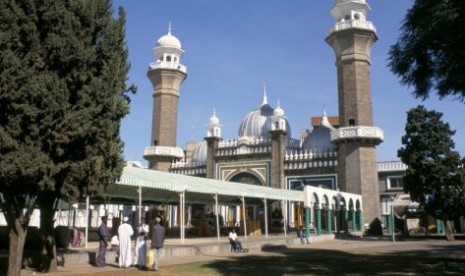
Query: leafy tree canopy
[[0, 0, 135, 272], [398, 106, 465, 221], [0, 0, 134, 208], [389, 1, 465, 102]]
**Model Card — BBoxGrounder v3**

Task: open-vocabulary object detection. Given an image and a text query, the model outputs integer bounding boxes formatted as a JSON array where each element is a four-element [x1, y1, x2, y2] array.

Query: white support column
[[263, 198, 268, 238], [166, 205, 171, 228], [289, 201, 294, 228], [215, 194, 220, 242], [85, 196, 89, 249], [241, 196, 247, 240], [187, 205, 192, 226], [138, 185, 142, 224], [179, 191, 186, 244], [173, 205, 178, 227], [282, 200, 287, 237]]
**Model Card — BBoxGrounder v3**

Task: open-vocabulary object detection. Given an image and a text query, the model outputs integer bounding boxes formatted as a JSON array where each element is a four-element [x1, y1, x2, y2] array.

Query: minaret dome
[[152, 23, 185, 69]]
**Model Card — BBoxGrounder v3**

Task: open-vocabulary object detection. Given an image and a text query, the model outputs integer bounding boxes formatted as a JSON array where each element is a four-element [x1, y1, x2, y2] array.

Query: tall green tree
[[0, 0, 135, 275], [398, 106, 465, 241], [389, 1, 465, 101]]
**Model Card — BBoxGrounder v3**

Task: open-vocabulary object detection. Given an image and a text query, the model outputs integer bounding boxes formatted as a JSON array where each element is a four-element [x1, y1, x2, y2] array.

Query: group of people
[[96, 215, 165, 271]]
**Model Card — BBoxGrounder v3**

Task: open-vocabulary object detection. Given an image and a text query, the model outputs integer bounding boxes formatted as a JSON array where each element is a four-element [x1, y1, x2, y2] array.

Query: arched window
[[230, 172, 262, 186], [166, 55, 172, 62], [354, 13, 360, 20]]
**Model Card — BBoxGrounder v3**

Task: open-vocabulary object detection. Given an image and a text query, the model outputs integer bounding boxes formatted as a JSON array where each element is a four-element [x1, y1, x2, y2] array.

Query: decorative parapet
[[284, 150, 337, 161], [329, 20, 376, 34], [330, 126, 383, 144], [216, 145, 271, 156], [171, 160, 206, 169], [284, 150, 338, 170], [149, 61, 187, 74], [169, 159, 206, 176], [284, 160, 338, 170], [170, 167, 206, 176], [143, 146, 184, 159], [377, 161, 407, 172]]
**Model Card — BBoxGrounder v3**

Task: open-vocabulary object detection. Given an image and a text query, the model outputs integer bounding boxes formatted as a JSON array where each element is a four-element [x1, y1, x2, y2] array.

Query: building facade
[[145, 0, 384, 232]]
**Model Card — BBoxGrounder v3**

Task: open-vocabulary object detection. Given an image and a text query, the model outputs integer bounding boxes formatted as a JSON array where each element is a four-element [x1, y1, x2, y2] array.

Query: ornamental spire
[[261, 83, 268, 106]]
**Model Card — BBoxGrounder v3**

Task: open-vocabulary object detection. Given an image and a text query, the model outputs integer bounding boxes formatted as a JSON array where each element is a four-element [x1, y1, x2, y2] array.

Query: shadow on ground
[[196, 240, 465, 276]]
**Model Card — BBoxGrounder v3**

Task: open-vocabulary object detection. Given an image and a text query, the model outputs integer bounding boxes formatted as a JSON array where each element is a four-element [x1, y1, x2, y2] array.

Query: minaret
[[144, 24, 187, 172], [326, 0, 384, 229], [205, 109, 222, 179], [270, 98, 287, 190]]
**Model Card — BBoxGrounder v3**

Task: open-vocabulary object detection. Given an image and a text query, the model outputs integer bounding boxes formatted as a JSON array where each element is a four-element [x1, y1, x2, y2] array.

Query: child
[[110, 235, 120, 262]]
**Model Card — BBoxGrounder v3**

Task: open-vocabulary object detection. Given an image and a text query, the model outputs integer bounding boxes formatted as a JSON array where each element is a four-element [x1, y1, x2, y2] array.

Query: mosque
[[142, 0, 405, 233]]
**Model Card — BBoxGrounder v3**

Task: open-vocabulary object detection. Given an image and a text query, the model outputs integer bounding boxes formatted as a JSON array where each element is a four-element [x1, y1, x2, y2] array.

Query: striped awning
[[104, 166, 303, 205]]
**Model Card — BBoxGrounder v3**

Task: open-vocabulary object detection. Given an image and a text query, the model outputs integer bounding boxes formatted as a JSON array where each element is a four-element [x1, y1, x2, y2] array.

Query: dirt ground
[[19, 237, 465, 276]]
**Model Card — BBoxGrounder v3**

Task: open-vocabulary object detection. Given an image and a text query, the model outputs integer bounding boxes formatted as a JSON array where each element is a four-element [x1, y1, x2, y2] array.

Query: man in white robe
[[134, 218, 149, 268], [118, 217, 134, 268]]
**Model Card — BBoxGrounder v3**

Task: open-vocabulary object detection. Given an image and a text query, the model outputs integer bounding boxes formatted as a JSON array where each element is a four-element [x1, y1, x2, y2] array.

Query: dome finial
[[323, 105, 327, 117], [168, 22, 172, 35], [261, 83, 268, 106], [277, 99, 281, 109]]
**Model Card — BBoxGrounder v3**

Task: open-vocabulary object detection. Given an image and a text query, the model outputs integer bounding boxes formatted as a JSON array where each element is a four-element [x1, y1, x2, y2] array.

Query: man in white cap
[[150, 217, 165, 271], [118, 216, 134, 268]]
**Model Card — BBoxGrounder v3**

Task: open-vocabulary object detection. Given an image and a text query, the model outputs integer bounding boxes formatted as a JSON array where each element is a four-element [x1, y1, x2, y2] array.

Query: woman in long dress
[[134, 218, 149, 268]]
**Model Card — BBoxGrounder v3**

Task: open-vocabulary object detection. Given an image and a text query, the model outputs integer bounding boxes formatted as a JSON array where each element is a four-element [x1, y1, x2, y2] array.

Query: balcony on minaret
[[329, 20, 376, 34], [329, 0, 376, 34], [330, 126, 383, 145], [143, 145, 185, 159], [149, 60, 187, 73]]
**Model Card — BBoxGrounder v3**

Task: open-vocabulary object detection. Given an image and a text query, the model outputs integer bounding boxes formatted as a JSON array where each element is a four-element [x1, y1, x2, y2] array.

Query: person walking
[[118, 217, 134, 268], [150, 217, 165, 271], [298, 226, 309, 244], [134, 218, 149, 269], [96, 216, 109, 267]]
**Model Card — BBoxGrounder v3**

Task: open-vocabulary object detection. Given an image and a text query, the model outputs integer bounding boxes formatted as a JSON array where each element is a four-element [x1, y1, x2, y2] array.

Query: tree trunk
[[38, 199, 58, 272], [7, 218, 27, 276], [445, 220, 455, 241]]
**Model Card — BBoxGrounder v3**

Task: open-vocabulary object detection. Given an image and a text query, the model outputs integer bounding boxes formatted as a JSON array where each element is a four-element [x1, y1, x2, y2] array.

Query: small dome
[[273, 101, 285, 117], [301, 114, 335, 152], [157, 32, 181, 49], [209, 111, 220, 125], [191, 141, 207, 163]]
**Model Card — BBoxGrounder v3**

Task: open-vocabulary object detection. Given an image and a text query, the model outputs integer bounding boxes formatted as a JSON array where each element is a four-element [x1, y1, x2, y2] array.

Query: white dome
[[238, 95, 292, 140], [191, 141, 207, 163], [157, 33, 182, 49], [273, 102, 285, 117], [209, 112, 220, 125], [301, 114, 335, 152]]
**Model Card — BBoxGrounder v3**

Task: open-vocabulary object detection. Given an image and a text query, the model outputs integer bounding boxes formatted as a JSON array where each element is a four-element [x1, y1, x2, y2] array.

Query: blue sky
[[114, 0, 465, 166]]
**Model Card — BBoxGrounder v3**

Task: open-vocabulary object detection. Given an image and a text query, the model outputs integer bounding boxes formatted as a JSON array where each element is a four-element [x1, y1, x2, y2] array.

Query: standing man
[[134, 217, 149, 269], [118, 217, 134, 268], [151, 217, 165, 271], [96, 216, 109, 267]]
